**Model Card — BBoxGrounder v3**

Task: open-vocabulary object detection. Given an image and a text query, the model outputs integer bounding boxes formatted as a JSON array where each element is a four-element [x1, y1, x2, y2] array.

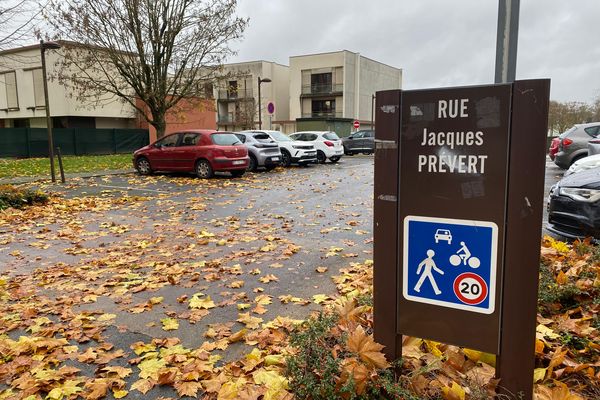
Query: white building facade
[[0, 43, 138, 129], [215, 61, 290, 132], [289, 50, 402, 136]]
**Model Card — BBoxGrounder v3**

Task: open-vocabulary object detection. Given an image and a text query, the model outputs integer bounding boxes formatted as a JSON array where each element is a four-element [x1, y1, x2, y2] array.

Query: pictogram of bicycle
[[449, 241, 480, 268]]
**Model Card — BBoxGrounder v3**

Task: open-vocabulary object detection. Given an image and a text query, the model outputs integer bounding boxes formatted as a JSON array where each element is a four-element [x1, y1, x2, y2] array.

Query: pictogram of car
[[434, 229, 452, 244]]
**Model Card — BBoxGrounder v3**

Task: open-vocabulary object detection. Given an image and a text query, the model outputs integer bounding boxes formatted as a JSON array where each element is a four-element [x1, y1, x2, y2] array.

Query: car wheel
[[135, 157, 152, 175], [281, 149, 292, 167], [246, 154, 257, 172], [231, 169, 245, 178], [330, 156, 340, 163], [345, 148, 354, 156], [195, 159, 213, 179], [316, 150, 326, 164]]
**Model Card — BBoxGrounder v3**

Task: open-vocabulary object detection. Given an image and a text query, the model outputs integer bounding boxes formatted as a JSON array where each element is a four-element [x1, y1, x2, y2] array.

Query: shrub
[[0, 185, 48, 210]]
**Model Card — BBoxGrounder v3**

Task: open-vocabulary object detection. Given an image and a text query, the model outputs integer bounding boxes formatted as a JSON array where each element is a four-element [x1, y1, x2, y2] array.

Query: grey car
[[554, 122, 600, 169], [342, 130, 375, 155], [234, 131, 282, 172], [587, 134, 600, 156]]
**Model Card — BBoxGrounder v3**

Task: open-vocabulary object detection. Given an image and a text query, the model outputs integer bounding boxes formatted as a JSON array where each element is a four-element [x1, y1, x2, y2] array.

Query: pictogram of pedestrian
[[414, 249, 444, 295]]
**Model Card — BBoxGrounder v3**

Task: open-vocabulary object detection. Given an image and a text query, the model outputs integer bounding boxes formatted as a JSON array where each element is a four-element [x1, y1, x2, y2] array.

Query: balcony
[[217, 88, 254, 101], [301, 83, 343, 97], [300, 111, 343, 118]]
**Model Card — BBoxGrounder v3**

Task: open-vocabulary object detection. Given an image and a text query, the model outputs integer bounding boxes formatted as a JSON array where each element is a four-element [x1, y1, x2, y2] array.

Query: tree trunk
[[152, 113, 167, 139]]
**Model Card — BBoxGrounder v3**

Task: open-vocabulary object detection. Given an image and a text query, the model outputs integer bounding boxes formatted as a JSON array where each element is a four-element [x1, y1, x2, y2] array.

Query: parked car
[[288, 131, 344, 163], [342, 130, 375, 155], [588, 137, 600, 156], [133, 130, 249, 178], [553, 122, 600, 169], [547, 166, 600, 239], [548, 137, 560, 160], [234, 131, 282, 172], [249, 130, 317, 167], [565, 154, 600, 176]]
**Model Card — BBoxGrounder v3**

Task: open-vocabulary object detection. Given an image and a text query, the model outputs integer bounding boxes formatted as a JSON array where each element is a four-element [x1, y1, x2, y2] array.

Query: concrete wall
[[357, 56, 403, 122]]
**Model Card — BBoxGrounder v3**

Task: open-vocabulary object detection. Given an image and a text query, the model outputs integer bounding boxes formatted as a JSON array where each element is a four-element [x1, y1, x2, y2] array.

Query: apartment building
[[289, 50, 402, 136], [215, 61, 289, 132], [0, 42, 139, 129]]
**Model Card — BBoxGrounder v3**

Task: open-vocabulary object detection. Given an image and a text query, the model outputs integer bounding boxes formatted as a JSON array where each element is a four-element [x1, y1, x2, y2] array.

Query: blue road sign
[[403, 215, 498, 314]]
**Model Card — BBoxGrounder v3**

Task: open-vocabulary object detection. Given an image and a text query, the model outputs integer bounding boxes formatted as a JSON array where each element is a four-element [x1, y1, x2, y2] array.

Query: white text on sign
[[417, 99, 488, 174]]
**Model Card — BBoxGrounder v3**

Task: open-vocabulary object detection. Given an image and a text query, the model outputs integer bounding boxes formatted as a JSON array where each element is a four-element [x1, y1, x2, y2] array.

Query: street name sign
[[373, 80, 550, 400]]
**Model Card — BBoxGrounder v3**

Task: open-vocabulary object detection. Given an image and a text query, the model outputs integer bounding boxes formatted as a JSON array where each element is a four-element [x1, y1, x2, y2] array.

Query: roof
[[289, 49, 401, 71]]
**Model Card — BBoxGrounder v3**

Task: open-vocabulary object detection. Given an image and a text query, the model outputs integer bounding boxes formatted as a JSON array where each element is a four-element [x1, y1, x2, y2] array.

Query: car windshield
[[211, 133, 241, 145], [323, 132, 340, 140], [269, 131, 292, 142]]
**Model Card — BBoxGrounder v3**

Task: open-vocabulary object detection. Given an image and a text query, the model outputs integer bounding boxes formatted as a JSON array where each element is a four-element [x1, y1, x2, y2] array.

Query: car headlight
[[558, 187, 600, 202], [292, 145, 304, 149]]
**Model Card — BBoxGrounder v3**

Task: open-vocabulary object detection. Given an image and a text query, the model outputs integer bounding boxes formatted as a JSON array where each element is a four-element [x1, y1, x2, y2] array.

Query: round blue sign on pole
[[267, 102, 275, 114]]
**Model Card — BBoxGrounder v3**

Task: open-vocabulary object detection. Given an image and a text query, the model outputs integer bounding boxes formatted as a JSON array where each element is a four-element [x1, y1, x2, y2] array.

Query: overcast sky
[[230, 0, 600, 103]]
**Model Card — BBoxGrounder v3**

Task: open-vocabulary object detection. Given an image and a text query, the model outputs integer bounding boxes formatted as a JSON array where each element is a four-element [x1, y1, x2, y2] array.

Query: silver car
[[234, 131, 282, 172], [554, 122, 600, 169]]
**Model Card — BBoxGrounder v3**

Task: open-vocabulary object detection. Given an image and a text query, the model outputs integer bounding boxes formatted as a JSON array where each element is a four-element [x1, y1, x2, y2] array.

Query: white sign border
[[402, 215, 498, 314]]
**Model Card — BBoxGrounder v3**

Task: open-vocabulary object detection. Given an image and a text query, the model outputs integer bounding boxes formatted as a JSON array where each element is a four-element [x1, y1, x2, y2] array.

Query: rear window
[[211, 133, 241, 145], [559, 126, 577, 138], [253, 133, 274, 142], [323, 132, 340, 140]]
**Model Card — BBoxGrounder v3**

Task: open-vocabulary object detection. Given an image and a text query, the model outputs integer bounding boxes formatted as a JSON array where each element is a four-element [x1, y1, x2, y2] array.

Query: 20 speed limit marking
[[453, 272, 488, 305]]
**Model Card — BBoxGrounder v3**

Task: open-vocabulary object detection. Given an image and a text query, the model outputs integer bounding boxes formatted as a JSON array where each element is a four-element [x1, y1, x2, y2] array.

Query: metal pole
[[40, 40, 56, 182], [257, 76, 262, 130], [56, 146, 65, 183], [371, 94, 375, 130], [494, 0, 520, 83]]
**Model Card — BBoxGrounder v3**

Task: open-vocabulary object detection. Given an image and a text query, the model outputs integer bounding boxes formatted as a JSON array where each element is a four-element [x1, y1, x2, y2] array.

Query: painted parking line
[[95, 184, 169, 193]]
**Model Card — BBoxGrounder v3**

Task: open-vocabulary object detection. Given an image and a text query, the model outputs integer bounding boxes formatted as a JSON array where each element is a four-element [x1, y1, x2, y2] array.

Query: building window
[[312, 99, 336, 117], [3, 71, 19, 109], [311, 73, 332, 94], [32, 68, 46, 108], [227, 81, 238, 99]]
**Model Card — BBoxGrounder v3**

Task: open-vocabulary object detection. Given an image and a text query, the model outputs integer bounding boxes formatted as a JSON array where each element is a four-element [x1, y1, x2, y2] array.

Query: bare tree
[[45, 0, 247, 138], [548, 100, 595, 135], [0, 0, 43, 50]]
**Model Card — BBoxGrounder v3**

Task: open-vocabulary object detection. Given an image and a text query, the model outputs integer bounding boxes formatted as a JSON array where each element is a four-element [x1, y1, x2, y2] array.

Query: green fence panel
[[0, 128, 149, 158]]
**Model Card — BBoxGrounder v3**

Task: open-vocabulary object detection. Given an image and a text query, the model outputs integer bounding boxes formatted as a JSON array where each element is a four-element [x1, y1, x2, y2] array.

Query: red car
[[548, 137, 560, 160], [133, 130, 249, 178]]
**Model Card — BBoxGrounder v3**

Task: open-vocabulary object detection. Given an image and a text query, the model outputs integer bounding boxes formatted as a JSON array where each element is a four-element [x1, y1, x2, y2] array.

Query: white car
[[565, 154, 600, 176], [242, 130, 317, 167], [289, 131, 344, 164]]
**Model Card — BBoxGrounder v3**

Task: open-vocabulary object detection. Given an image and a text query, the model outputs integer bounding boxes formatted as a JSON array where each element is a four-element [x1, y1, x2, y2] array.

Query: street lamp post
[[371, 94, 376, 130], [40, 40, 61, 182], [257, 76, 271, 129]]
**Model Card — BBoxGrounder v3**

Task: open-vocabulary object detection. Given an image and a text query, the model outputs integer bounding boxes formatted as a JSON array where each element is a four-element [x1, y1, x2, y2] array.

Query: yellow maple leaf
[[217, 377, 247, 400], [346, 326, 390, 369], [442, 382, 466, 400], [161, 318, 179, 331], [237, 312, 263, 329], [138, 357, 166, 380], [189, 293, 215, 309], [312, 294, 329, 304], [112, 389, 128, 399], [253, 369, 289, 400]]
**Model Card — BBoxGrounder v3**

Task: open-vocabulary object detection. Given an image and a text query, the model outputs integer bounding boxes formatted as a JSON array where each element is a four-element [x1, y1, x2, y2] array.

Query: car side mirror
[[348, 136, 354, 140]]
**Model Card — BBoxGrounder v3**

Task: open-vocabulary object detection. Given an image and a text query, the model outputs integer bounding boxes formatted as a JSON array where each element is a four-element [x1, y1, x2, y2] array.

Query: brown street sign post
[[374, 80, 550, 399]]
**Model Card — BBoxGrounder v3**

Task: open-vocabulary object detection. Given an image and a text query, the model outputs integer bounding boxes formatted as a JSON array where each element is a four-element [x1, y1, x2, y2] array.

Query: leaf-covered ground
[[0, 158, 598, 399]]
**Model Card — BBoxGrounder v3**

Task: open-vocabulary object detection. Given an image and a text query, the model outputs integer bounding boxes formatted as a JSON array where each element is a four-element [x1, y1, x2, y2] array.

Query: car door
[[150, 133, 181, 170], [349, 131, 364, 151], [364, 130, 375, 152], [171, 132, 200, 170]]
